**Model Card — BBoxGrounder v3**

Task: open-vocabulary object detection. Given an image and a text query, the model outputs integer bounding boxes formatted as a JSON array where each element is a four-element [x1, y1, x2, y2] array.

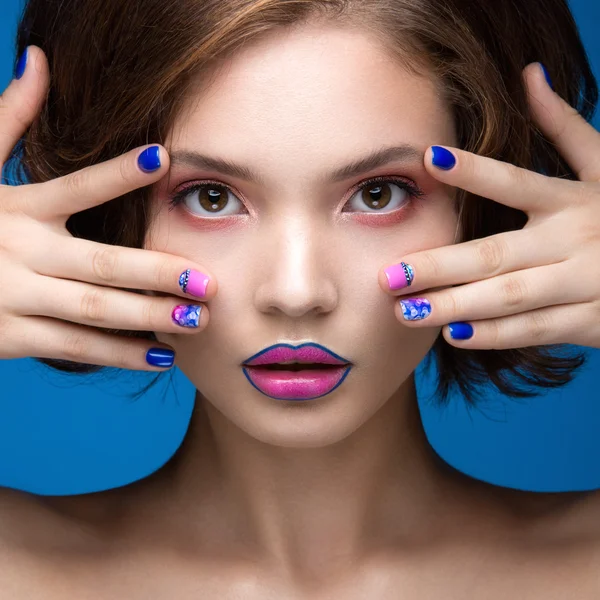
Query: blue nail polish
[[146, 347, 175, 367], [539, 63, 554, 91], [431, 146, 456, 170], [138, 146, 161, 173], [448, 322, 473, 340], [15, 48, 28, 80], [400, 298, 432, 321]]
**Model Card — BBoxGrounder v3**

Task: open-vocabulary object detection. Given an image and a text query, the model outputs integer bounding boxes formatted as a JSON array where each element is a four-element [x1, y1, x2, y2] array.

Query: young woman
[[0, 0, 599, 596]]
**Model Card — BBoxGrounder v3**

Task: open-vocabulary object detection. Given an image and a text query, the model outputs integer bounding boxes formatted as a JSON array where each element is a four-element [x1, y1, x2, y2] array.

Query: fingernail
[[15, 47, 28, 80], [431, 146, 456, 170], [539, 63, 554, 91], [384, 262, 414, 290], [172, 304, 202, 328], [138, 146, 161, 173], [146, 347, 175, 368], [449, 321, 473, 340], [399, 298, 431, 321], [179, 268, 210, 299]]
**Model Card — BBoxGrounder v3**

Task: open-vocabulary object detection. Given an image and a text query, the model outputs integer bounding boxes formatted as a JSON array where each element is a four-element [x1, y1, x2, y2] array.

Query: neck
[[130, 375, 463, 579]]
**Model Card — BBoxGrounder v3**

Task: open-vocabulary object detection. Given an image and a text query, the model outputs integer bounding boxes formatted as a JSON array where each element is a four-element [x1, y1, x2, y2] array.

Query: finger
[[26, 234, 216, 301], [523, 62, 600, 182], [393, 262, 580, 328], [12, 273, 208, 333], [439, 302, 598, 350], [0, 46, 49, 168], [0, 314, 177, 371], [379, 226, 567, 296], [422, 143, 575, 215], [25, 143, 170, 223]]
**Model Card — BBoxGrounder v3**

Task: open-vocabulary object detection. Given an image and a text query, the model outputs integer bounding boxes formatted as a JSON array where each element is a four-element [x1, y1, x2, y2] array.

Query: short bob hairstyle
[[7, 0, 598, 407]]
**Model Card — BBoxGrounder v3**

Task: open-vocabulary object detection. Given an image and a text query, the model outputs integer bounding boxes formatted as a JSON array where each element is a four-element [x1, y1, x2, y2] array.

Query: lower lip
[[242, 365, 352, 401]]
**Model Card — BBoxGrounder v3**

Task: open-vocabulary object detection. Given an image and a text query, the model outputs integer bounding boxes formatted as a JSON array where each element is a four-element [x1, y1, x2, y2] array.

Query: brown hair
[[7, 0, 597, 407]]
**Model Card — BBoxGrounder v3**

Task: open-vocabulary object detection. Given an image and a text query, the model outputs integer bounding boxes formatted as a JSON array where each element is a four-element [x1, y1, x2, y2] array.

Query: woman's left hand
[[379, 62, 600, 350]]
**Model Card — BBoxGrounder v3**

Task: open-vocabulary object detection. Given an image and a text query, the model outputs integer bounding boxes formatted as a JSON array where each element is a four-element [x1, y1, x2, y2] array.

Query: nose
[[253, 217, 338, 318]]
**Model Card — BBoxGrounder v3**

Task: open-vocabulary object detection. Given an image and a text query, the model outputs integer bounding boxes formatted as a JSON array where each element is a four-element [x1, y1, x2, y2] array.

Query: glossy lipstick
[[242, 342, 352, 401]]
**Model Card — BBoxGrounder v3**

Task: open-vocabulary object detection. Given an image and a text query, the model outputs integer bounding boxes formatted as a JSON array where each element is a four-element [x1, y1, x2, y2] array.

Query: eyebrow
[[169, 144, 424, 186]]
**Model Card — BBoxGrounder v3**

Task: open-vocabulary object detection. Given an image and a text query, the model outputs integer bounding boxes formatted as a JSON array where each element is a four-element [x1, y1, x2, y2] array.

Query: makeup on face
[[241, 342, 353, 401]]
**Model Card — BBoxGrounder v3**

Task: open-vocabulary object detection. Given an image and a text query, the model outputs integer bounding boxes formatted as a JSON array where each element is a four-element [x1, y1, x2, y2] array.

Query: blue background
[[0, 0, 599, 495]]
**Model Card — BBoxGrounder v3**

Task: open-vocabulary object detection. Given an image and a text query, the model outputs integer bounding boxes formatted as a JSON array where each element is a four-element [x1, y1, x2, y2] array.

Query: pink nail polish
[[179, 269, 210, 298], [384, 262, 414, 290]]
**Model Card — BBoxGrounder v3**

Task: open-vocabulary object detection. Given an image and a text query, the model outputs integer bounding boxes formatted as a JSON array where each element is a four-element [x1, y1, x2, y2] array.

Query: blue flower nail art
[[172, 304, 202, 328], [399, 298, 431, 321]]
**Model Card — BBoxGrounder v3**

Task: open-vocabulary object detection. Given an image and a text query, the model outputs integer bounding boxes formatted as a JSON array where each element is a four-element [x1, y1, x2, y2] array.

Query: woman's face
[[146, 23, 458, 448]]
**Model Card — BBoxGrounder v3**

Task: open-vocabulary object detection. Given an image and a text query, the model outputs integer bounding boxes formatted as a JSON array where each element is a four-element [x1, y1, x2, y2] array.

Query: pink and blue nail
[[384, 262, 414, 290], [399, 298, 431, 321], [172, 304, 202, 328], [179, 268, 210, 299]]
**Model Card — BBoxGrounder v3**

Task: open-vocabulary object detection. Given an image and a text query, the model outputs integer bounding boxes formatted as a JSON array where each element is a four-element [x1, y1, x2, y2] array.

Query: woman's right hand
[[0, 46, 216, 371]]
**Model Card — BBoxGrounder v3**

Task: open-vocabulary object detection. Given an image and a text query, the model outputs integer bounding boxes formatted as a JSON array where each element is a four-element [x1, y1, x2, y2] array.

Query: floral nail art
[[172, 304, 202, 328], [399, 298, 431, 321]]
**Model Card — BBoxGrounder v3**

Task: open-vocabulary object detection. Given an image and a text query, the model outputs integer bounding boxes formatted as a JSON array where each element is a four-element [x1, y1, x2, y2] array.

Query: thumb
[[0, 45, 50, 170]]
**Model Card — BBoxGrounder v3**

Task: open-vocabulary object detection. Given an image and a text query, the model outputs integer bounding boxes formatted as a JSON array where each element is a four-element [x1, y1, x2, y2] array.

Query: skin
[[2, 22, 600, 599]]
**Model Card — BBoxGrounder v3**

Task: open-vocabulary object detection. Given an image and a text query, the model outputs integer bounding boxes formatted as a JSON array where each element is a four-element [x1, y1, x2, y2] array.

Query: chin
[[196, 372, 405, 449]]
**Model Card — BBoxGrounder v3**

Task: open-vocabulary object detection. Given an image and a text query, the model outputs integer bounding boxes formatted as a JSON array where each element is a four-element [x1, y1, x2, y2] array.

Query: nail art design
[[179, 268, 210, 298], [384, 261, 414, 290], [399, 298, 431, 321], [172, 304, 202, 328]]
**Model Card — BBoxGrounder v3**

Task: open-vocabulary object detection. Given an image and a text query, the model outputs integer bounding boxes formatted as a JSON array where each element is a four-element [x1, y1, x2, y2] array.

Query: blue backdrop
[[0, 0, 599, 495]]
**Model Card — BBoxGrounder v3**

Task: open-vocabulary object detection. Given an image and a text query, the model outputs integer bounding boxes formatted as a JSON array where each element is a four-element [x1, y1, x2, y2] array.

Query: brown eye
[[345, 178, 416, 214], [198, 185, 229, 212], [169, 182, 245, 216], [360, 182, 392, 210]]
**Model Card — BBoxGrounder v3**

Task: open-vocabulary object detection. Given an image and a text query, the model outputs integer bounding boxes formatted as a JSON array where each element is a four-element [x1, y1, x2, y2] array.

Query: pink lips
[[242, 343, 352, 401], [243, 345, 349, 366]]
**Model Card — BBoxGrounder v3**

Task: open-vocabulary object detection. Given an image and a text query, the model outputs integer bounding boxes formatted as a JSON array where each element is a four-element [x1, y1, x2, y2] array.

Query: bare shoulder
[[0, 484, 129, 555], [470, 477, 600, 548]]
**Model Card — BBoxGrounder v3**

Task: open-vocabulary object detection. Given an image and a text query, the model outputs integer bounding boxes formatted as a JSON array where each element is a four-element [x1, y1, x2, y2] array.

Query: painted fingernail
[[449, 321, 473, 340], [138, 146, 161, 173], [146, 347, 175, 368], [15, 47, 28, 80], [172, 304, 202, 328], [539, 63, 554, 91], [399, 298, 431, 321], [384, 262, 414, 290], [431, 146, 456, 170], [179, 268, 210, 299]]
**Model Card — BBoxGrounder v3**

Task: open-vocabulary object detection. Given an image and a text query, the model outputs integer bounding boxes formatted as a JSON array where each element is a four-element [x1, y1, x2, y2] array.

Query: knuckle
[[508, 162, 530, 187], [109, 342, 135, 368], [442, 291, 461, 318], [64, 167, 89, 197], [475, 237, 506, 275], [119, 155, 138, 187], [140, 298, 161, 330], [460, 153, 476, 180], [572, 181, 595, 208], [486, 319, 502, 348], [527, 310, 550, 342], [420, 252, 442, 281], [152, 257, 174, 291], [62, 331, 90, 361], [89, 247, 119, 282], [500, 276, 526, 308], [80, 289, 108, 322], [576, 217, 598, 245]]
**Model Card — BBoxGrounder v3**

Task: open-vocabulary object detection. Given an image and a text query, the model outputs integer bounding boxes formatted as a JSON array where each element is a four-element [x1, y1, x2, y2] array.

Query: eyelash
[[167, 175, 425, 218]]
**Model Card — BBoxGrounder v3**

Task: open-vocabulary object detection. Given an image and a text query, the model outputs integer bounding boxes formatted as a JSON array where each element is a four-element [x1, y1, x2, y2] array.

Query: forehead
[[166, 24, 455, 165]]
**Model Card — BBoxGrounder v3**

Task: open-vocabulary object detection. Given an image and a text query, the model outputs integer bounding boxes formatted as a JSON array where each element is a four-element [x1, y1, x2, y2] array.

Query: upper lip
[[242, 342, 352, 367]]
